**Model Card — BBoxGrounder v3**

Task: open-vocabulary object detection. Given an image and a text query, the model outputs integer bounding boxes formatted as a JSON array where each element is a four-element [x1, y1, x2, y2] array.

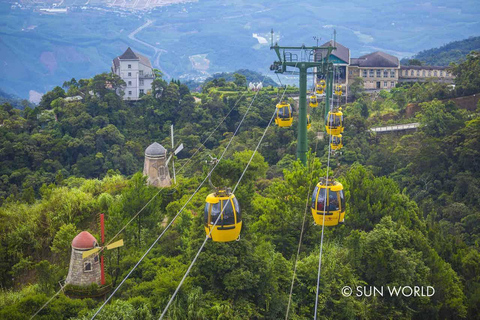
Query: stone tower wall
[[65, 249, 101, 286], [143, 156, 171, 187]]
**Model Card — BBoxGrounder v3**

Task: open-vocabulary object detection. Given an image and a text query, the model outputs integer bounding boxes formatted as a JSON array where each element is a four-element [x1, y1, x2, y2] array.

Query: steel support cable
[[29, 87, 251, 320], [159, 85, 287, 320], [90, 81, 265, 320], [285, 136, 320, 319], [314, 66, 336, 320], [29, 287, 64, 320], [101, 89, 249, 251]]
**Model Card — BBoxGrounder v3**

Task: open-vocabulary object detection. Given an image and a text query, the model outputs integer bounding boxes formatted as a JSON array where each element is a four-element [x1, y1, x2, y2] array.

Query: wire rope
[[159, 85, 288, 320], [90, 77, 266, 320], [313, 65, 336, 320]]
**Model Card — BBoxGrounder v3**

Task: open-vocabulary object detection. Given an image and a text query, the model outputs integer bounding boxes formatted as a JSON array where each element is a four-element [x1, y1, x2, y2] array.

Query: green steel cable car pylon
[[270, 30, 335, 165]]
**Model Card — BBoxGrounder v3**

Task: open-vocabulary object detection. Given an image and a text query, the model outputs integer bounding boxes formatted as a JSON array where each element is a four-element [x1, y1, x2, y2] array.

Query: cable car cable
[[90, 78, 266, 320], [285, 136, 321, 320], [30, 80, 258, 320], [159, 86, 288, 320], [313, 66, 336, 320]]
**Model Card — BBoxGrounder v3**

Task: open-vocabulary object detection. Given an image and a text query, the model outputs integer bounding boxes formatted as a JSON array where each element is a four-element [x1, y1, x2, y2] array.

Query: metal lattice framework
[[270, 30, 336, 165]]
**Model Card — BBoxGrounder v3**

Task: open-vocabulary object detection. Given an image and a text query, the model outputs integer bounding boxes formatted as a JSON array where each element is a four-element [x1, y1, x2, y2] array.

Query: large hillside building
[[349, 51, 400, 90], [314, 41, 455, 95], [112, 47, 154, 101]]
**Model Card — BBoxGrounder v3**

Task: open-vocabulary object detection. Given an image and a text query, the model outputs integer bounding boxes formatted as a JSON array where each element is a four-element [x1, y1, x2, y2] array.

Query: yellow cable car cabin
[[275, 102, 293, 128], [334, 84, 343, 96], [311, 179, 345, 226], [319, 79, 326, 88], [315, 84, 324, 95], [309, 95, 318, 108], [331, 134, 343, 150], [307, 114, 312, 130], [204, 190, 242, 242], [326, 108, 344, 135]]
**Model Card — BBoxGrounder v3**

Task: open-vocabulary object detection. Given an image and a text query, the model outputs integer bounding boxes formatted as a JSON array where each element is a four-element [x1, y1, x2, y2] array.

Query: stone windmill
[[65, 214, 123, 287], [143, 142, 171, 187]]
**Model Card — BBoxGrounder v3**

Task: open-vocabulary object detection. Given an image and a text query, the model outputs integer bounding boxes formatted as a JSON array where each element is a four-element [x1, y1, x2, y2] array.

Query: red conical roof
[[72, 231, 98, 249]]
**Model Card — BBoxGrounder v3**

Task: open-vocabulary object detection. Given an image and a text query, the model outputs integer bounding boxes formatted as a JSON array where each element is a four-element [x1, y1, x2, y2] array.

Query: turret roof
[[72, 231, 98, 250]]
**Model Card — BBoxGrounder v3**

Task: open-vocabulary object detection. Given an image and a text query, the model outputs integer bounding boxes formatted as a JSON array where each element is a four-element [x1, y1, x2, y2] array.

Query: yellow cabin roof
[[206, 193, 235, 203], [316, 180, 343, 192]]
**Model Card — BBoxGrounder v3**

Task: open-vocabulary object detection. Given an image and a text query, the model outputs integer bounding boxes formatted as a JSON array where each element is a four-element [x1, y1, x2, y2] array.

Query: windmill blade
[[83, 247, 101, 259], [106, 239, 124, 250], [165, 154, 173, 166]]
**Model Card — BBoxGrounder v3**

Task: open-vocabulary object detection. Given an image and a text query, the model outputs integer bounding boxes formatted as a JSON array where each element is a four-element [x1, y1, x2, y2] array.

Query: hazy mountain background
[[1, 0, 480, 100]]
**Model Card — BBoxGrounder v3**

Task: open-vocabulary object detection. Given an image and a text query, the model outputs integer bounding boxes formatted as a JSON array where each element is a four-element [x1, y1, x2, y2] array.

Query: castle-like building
[[315, 41, 455, 96], [112, 47, 155, 101]]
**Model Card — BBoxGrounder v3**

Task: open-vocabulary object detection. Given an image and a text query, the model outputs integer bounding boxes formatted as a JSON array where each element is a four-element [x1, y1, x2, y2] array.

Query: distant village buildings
[[112, 47, 154, 101], [315, 41, 455, 96]]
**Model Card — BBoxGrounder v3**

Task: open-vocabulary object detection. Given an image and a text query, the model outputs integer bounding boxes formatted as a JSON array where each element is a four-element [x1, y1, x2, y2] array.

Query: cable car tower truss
[[270, 30, 336, 165]]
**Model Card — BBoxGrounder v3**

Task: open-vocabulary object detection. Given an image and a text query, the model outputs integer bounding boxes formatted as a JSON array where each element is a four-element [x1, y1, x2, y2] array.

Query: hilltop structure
[[112, 47, 154, 100], [143, 142, 171, 187], [315, 41, 455, 96], [66, 231, 101, 286]]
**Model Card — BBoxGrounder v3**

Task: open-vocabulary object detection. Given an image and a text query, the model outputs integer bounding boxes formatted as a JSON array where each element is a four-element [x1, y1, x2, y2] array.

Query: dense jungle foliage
[[0, 52, 479, 319]]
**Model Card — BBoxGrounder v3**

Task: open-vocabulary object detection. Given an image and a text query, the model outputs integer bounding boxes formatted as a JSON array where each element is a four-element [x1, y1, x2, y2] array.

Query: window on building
[[363, 70, 367, 77], [434, 71, 438, 76], [128, 91, 132, 95], [423, 70, 426, 77], [391, 70, 395, 77], [369, 69, 374, 77], [94, 255, 99, 264], [139, 79, 144, 86], [440, 71, 444, 77], [139, 89, 144, 95], [391, 81, 395, 87], [128, 72, 131, 77], [128, 64, 131, 69], [416, 70, 420, 76], [139, 70, 143, 76], [411, 70, 414, 76], [128, 81, 132, 85], [428, 71, 431, 77], [384, 81, 387, 87], [376, 70, 381, 77], [384, 70, 388, 78], [84, 262, 92, 272]]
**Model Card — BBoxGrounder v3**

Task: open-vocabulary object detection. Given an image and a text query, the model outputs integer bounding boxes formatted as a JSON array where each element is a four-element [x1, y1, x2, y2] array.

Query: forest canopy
[[0, 50, 479, 319]]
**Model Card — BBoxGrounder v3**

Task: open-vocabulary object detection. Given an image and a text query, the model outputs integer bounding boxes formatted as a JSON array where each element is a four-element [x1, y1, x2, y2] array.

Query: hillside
[[0, 88, 32, 110], [0, 51, 479, 319], [402, 36, 480, 66], [2, 0, 480, 98]]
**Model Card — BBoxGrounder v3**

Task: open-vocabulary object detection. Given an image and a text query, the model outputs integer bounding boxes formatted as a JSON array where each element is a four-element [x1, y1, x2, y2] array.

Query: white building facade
[[112, 47, 155, 100]]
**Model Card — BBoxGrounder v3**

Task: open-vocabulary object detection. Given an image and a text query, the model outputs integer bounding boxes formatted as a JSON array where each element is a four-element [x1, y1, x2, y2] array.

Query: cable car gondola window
[[316, 188, 327, 212], [233, 197, 241, 222], [278, 106, 290, 119], [210, 202, 221, 224], [340, 190, 346, 213], [222, 200, 235, 225], [204, 203, 211, 224], [329, 191, 339, 211], [311, 186, 319, 209]]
